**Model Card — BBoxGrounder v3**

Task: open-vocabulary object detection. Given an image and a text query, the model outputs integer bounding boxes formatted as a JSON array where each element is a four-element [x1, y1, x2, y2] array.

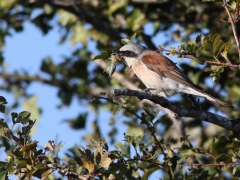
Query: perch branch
[[111, 89, 239, 132]]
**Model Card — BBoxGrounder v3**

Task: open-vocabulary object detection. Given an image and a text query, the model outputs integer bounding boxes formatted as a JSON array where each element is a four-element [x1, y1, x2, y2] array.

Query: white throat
[[124, 57, 137, 68]]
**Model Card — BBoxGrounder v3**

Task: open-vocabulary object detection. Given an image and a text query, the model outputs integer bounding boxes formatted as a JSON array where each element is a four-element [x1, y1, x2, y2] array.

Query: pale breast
[[131, 61, 188, 97]]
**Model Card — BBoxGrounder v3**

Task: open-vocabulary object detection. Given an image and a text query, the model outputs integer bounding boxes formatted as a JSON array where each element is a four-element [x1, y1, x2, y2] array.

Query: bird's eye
[[125, 51, 130, 55]]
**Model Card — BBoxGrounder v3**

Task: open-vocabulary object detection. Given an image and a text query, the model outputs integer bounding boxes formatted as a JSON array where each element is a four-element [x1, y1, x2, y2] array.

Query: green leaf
[[81, 158, 95, 173], [22, 96, 39, 135], [195, 34, 202, 45], [0, 119, 10, 140], [15, 111, 31, 124], [0, 105, 5, 113], [70, 22, 87, 45], [142, 166, 160, 180], [130, 30, 142, 43], [216, 153, 229, 162], [94, 151, 101, 165], [0, 96, 7, 113], [0, 161, 7, 180], [202, 34, 223, 56], [108, 0, 127, 15], [0, 96, 7, 105], [219, 41, 231, 60], [121, 38, 132, 45], [99, 152, 111, 168], [5, 156, 14, 171], [20, 141, 38, 152], [93, 51, 109, 60], [58, 9, 77, 26], [127, 9, 146, 31]]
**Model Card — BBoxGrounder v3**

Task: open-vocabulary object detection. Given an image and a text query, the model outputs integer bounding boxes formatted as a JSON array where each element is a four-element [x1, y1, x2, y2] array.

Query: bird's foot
[[143, 88, 155, 93], [187, 94, 200, 110]]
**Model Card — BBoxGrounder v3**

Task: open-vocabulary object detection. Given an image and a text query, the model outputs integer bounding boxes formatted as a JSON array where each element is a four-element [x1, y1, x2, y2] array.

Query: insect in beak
[[108, 52, 123, 77]]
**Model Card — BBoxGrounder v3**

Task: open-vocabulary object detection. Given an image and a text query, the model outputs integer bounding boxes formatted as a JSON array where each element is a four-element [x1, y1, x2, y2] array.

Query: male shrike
[[112, 44, 233, 108]]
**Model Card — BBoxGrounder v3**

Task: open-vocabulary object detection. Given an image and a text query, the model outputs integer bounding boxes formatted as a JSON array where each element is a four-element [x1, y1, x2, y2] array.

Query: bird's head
[[109, 44, 147, 77], [113, 44, 147, 61]]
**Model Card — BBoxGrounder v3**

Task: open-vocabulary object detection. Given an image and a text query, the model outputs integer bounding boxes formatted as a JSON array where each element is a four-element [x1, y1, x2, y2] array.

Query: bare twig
[[223, 0, 240, 61], [157, 48, 240, 69], [204, 60, 240, 69], [180, 162, 240, 167]]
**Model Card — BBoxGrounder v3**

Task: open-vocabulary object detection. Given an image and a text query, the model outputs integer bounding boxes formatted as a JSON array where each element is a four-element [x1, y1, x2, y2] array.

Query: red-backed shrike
[[112, 44, 232, 108]]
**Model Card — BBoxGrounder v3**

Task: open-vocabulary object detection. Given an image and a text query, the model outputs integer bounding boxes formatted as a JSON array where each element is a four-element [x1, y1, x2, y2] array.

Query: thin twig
[[180, 162, 240, 167], [157, 48, 240, 69], [223, 0, 240, 61], [204, 60, 240, 69]]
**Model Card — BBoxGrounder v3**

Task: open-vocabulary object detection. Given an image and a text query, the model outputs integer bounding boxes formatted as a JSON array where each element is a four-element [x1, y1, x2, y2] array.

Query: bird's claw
[[142, 88, 156, 95], [188, 94, 200, 110]]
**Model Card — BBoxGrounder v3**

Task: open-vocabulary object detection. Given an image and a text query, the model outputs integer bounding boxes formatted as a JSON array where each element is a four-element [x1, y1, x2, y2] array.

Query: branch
[[223, 0, 240, 61], [204, 60, 240, 69], [180, 162, 240, 167], [111, 89, 239, 132], [158, 48, 240, 69]]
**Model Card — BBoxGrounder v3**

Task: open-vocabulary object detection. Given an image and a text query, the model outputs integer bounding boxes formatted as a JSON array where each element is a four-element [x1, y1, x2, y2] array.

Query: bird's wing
[[141, 51, 202, 90]]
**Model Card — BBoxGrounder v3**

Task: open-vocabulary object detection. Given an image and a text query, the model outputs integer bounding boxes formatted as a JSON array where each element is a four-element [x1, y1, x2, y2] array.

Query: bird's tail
[[190, 88, 233, 108]]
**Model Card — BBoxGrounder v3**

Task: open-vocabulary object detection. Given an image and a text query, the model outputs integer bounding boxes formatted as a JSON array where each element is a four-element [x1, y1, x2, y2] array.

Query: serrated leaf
[[0, 119, 10, 140], [219, 41, 231, 61], [93, 51, 109, 60], [202, 34, 223, 56], [20, 141, 38, 152], [15, 111, 31, 124], [99, 152, 111, 168], [81, 158, 95, 173], [181, 44, 187, 51]]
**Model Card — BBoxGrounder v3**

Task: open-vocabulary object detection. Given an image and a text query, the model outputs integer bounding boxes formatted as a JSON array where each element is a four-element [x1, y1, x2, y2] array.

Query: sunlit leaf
[[202, 34, 223, 56], [80, 158, 95, 173], [121, 38, 132, 45], [93, 51, 109, 60], [15, 111, 31, 124]]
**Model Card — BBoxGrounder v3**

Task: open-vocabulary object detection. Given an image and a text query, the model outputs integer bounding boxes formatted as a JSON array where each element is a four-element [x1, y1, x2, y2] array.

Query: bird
[[112, 44, 233, 108]]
